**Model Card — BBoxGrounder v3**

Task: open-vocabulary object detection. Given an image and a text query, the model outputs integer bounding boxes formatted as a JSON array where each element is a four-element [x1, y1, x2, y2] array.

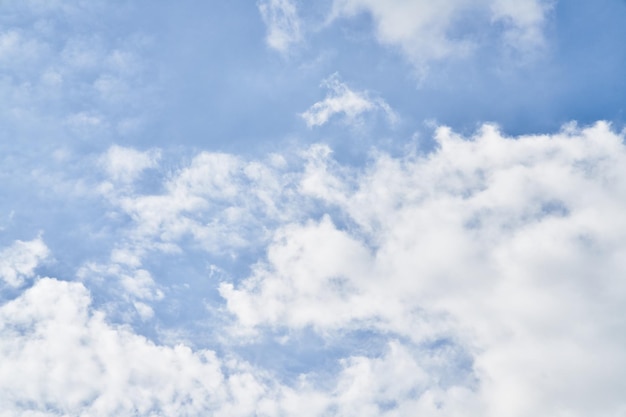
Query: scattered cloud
[[99, 145, 160, 184], [0, 237, 49, 288], [0, 276, 282, 416], [328, 0, 552, 72], [301, 74, 398, 128], [1, 2, 625, 416], [258, 0, 303, 53], [3, 122, 626, 416]]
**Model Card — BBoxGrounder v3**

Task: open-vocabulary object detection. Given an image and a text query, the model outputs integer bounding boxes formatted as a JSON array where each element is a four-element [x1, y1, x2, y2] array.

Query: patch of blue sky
[[107, 0, 626, 163], [231, 326, 392, 385]]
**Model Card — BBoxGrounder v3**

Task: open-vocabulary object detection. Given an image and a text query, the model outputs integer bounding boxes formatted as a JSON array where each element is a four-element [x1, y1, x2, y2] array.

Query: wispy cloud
[[258, 0, 303, 53], [99, 145, 160, 184], [0, 237, 49, 288], [301, 74, 398, 127], [328, 0, 552, 73]]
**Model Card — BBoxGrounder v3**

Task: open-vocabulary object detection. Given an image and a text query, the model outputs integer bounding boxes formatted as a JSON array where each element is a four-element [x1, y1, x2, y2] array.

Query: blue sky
[[1, 1, 626, 415]]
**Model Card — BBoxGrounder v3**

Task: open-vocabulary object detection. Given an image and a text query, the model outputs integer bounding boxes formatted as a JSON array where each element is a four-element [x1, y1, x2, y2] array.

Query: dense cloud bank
[[2, 122, 626, 416]]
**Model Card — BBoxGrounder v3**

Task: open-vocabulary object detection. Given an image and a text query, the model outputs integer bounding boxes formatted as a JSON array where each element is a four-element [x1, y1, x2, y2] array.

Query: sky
[[1, 0, 626, 415]]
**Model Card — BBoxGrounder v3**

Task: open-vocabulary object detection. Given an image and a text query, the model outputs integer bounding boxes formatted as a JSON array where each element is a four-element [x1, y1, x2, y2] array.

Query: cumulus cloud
[[328, 0, 552, 71], [220, 122, 626, 416], [0, 237, 49, 287], [66, 121, 626, 416], [301, 74, 398, 127], [0, 270, 474, 416], [258, 0, 303, 53], [0, 277, 285, 416]]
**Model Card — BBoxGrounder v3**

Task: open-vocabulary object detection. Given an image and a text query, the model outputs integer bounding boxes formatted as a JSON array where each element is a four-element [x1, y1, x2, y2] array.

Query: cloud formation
[[220, 121, 626, 416], [301, 74, 397, 127], [3, 122, 626, 416], [328, 0, 551, 71], [258, 0, 303, 53], [3, 2, 626, 415], [0, 237, 49, 288], [99, 145, 161, 184], [0, 276, 284, 416]]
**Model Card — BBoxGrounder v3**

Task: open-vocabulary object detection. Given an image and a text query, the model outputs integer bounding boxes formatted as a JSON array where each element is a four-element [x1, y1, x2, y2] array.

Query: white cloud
[[328, 0, 552, 71], [77, 251, 164, 322], [85, 149, 303, 316], [220, 121, 626, 416], [5, 122, 626, 416], [0, 237, 49, 287], [0, 274, 471, 417], [0, 277, 284, 416], [301, 74, 398, 127], [97, 149, 306, 262], [99, 145, 160, 183], [258, 0, 303, 53], [72, 121, 626, 416]]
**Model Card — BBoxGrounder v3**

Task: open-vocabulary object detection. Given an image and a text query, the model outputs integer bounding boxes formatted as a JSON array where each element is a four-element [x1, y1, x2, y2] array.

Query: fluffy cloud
[[100, 150, 290, 255], [301, 74, 397, 128], [0, 258, 475, 417], [220, 121, 626, 416], [48, 121, 626, 416], [0, 276, 284, 417], [258, 0, 303, 53], [328, 0, 552, 71], [0, 237, 49, 287], [99, 145, 160, 183]]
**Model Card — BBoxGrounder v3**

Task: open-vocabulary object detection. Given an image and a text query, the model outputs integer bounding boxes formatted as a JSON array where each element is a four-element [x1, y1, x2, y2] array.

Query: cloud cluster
[[257, 0, 552, 70], [0, 276, 286, 417], [220, 121, 626, 415], [9, 122, 626, 416]]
